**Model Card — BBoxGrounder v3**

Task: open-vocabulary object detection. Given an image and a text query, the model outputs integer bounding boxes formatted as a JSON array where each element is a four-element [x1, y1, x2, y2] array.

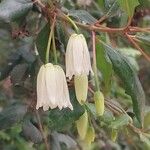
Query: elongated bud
[[94, 91, 104, 116], [111, 129, 118, 142], [76, 110, 88, 140], [84, 126, 95, 145], [74, 75, 88, 104]]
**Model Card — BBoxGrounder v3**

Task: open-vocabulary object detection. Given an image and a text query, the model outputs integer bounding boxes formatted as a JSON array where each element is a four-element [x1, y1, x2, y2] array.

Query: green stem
[[45, 20, 56, 64], [64, 14, 79, 33], [52, 33, 57, 64], [92, 31, 100, 91]]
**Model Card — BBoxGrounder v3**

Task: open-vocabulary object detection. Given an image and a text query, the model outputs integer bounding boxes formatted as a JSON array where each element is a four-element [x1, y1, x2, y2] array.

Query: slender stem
[[92, 31, 100, 91], [52, 33, 57, 64], [36, 110, 50, 150], [63, 14, 79, 33], [45, 15, 56, 64]]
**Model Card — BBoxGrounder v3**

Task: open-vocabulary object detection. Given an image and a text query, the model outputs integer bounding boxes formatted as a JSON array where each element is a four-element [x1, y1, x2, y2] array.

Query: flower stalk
[[92, 31, 99, 91], [45, 16, 56, 64], [64, 14, 79, 33], [52, 33, 58, 64]]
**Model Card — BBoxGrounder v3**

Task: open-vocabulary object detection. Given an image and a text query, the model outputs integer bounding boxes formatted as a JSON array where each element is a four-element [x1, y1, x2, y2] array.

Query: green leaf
[[136, 34, 150, 46], [118, 48, 141, 71], [144, 107, 150, 129], [104, 0, 120, 18], [117, 0, 139, 18], [0, 0, 33, 23], [0, 52, 21, 81], [68, 10, 97, 24], [97, 0, 105, 10], [22, 120, 43, 143], [109, 114, 130, 129], [100, 41, 145, 125], [135, 34, 150, 55], [96, 42, 112, 94], [0, 131, 10, 141], [18, 37, 36, 63], [0, 103, 27, 130], [139, 134, 150, 149], [10, 63, 29, 86], [36, 23, 50, 63], [47, 90, 84, 131], [138, 0, 150, 8], [51, 132, 77, 149], [56, 21, 67, 53]]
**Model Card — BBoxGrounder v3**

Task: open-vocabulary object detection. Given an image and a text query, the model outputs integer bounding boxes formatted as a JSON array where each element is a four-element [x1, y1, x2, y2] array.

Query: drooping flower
[[65, 33, 93, 80], [36, 63, 73, 111]]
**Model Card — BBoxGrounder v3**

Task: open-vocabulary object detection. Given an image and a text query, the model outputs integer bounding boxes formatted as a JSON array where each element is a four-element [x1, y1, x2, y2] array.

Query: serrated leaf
[[104, 0, 120, 18], [68, 10, 97, 24], [100, 41, 145, 125], [10, 63, 28, 86], [22, 120, 43, 143], [96, 42, 112, 94], [0, 103, 27, 130], [0, 0, 33, 23], [109, 114, 130, 129], [117, 0, 139, 18], [36, 23, 50, 63], [47, 90, 84, 131]]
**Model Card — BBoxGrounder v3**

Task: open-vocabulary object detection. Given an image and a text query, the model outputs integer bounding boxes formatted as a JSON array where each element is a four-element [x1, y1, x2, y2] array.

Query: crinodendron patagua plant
[[0, 0, 150, 149]]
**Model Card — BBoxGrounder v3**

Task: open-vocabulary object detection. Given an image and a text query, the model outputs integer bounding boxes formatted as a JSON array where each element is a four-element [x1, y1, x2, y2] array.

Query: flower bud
[[74, 75, 88, 104], [111, 129, 118, 142], [84, 126, 95, 145], [76, 110, 88, 140], [94, 91, 104, 116]]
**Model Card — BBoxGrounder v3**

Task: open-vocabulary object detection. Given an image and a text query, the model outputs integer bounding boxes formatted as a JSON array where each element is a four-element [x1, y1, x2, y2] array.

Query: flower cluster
[[36, 33, 92, 110]]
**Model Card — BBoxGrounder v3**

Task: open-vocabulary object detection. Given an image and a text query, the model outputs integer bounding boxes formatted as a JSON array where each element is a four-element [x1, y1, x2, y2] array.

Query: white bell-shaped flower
[[65, 34, 93, 80], [36, 63, 73, 111]]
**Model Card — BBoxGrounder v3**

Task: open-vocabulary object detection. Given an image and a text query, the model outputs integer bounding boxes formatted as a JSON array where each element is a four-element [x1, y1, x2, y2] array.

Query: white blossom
[[36, 63, 73, 111], [65, 34, 93, 80]]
